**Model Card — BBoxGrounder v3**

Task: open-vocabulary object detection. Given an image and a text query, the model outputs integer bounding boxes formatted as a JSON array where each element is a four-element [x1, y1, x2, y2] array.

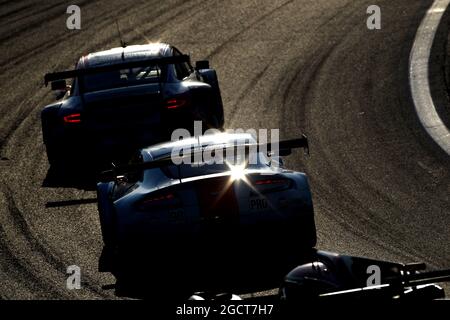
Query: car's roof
[[143, 133, 257, 160], [80, 43, 172, 68]]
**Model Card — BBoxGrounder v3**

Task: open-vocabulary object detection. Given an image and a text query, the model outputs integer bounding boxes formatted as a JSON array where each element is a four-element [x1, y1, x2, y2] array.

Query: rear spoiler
[[319, 266, 450, 301], [44, 54, 190, 86], [98, 135, 309, 182], [277, 134, 309, 156]]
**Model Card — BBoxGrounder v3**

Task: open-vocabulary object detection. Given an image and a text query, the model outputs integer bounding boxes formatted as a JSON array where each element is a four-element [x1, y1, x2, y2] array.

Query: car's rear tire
[[304, 211, 317, 248], [45, 143, 64, 168], [200, 69, 224, 128], [203, 115, 223, 132], [114, 271, 193, 299], [112, 251, 194, 299]]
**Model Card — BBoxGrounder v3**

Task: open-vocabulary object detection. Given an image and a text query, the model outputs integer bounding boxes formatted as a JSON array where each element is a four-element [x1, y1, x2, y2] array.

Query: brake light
[[138, 192, 179, 210], [255, 179, 287, 185], [142, 193, 175, 204], [254, 178, 292, 192], [63, 113, 81, 123], [255, 179, 286, 185], [165, 98, 186, 109]]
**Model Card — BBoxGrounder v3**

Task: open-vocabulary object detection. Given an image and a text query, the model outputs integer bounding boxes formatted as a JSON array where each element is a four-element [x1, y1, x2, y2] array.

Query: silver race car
[[96, 132, 315, 294]]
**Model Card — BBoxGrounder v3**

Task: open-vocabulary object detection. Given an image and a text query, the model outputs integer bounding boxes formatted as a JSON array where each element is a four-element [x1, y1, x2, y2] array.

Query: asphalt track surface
[[0, 0, 449, 299]]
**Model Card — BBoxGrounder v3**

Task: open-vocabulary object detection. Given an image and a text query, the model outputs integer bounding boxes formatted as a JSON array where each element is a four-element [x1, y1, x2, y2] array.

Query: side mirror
[[195, 60, 210, 70]]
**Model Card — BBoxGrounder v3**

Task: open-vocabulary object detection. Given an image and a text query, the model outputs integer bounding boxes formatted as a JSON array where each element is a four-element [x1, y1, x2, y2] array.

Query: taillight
[[143, 193, 175, 204], [254, 178, 292, 192], [165, 98, 187, 109], [138, 192, 180, 210], [63, 113, 81, 124]]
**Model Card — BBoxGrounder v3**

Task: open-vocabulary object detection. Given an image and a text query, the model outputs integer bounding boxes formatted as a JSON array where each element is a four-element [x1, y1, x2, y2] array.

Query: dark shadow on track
[[108, 247, 317, 300], [42, 164, 99, 191], [45, 198, 98, 208]]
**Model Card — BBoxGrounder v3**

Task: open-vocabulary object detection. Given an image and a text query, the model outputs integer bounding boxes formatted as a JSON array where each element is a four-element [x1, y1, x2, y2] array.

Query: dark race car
[[96, 132, 316, 295], [279, 250, 450, 305], [41, 43, 224, 168]]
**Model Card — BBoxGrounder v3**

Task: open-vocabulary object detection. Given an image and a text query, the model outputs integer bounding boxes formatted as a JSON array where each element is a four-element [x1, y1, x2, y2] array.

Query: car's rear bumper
[[114, 214, 316, 264], [109, 225, 316, 293]]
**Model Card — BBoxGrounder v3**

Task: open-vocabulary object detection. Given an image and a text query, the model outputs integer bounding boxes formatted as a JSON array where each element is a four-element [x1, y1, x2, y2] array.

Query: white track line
[[410, 0, 450, 155]]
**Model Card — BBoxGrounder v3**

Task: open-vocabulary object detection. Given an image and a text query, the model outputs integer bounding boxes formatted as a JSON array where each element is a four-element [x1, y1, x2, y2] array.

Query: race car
[[96, 132, 316, 294], [41, 43, 224, 168], [279, 250, 449, 305]]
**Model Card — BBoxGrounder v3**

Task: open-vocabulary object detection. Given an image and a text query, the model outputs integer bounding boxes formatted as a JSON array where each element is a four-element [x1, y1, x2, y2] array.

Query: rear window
[[81, 65, 162, 92], [160, 152, 270, 179]]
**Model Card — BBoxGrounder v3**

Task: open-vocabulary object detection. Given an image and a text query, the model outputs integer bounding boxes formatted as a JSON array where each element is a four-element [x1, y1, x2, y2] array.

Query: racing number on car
[[249, 198, 268, 210]]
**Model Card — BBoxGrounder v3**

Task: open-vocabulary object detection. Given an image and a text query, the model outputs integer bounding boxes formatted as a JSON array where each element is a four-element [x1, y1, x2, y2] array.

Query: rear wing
[[98, 135, 309, 182], [44, 54, 190, 86], [277, 135, 309, 156], [319, 266, 450, 301]]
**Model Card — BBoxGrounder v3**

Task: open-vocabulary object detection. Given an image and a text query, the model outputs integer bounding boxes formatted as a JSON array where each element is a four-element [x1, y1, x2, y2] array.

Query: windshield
[[160, 150, 270, 179], [81, 65, 162, 92]]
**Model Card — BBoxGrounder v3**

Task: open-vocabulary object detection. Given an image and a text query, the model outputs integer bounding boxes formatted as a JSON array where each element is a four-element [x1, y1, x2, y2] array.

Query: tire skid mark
[[0, 2, 34, 22], [2, 0, 190, 74], [0, 89, 47, 156], [264, 0, 362, 131], [312, 192, 436, 268], [227, 57, 275, 123], [296, 51, 436, 266], [0, 187, 65, 298], [0, 0, 92, 43], [278, 42, 337, 121], [315, 0, 354, 31], [0, 38, 63, 69], [0, 0, 19, 7], [0, 0, 173, 68], [282, 1, 363, 102], [287, 43, 429, 264], [0, 1, 63, 27], [0, 0, 138, 69], [279, 0, 448, 267], [208, 0, 341, 127], [205, 0, 295, 60], [308, 144, 448, 268], [118, 0, 202, 44], [1, 186, 111, 298], [0, 0, 196, 82], [0, 224, 63, 299]]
